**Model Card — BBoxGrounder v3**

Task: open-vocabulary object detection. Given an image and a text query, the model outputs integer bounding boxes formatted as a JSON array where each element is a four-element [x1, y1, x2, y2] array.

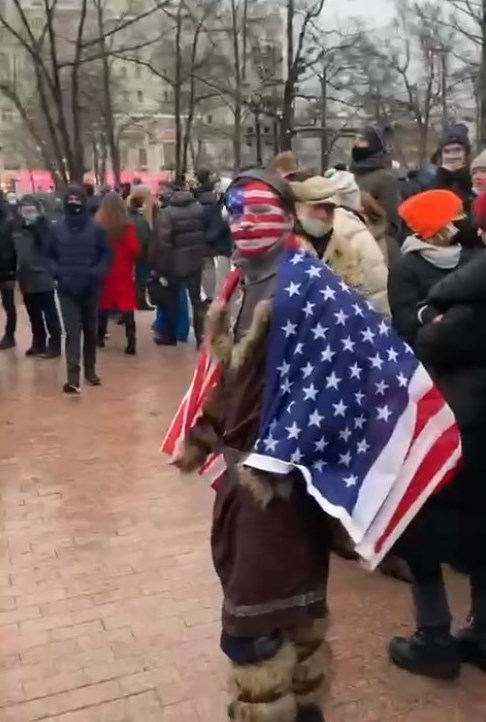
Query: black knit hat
[[361, 125, 388, 154], [439, 123, 471, 153]]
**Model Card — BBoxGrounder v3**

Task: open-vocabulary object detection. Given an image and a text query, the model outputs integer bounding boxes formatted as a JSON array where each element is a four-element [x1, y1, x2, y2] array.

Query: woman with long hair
[[96, 192, 140, 355]]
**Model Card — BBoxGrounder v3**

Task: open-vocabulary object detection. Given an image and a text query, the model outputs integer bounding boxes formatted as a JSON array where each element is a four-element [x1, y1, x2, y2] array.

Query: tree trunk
[[280, 0, 295, 151], [95, 1, 120, 187], [230, 0, 243, 172], [320, 67, 328, 173], [174, 2, 183, 178]]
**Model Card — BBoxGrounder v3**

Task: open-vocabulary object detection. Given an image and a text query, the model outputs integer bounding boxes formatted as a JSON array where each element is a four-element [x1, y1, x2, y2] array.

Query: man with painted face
[[49, 185, 112, 394], [174, 171, 332, 722]]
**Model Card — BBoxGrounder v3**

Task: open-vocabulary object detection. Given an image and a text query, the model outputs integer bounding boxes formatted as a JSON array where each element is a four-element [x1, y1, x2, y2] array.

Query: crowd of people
[[2, 121, 486, 719]]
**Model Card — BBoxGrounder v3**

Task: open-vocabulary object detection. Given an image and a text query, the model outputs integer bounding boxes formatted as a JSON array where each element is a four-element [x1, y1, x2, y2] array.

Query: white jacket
[[324, 207, 390, 317]]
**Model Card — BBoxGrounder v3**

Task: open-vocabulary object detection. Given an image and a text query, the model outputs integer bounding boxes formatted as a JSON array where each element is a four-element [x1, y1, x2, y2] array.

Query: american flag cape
[[162, 248, 461, 568]]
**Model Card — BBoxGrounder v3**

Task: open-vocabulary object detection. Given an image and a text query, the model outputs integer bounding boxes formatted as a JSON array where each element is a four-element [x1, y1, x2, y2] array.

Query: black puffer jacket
[[152, 190, 205, 278], [389, 246, 486, 514], [0, 202, 16, 283]]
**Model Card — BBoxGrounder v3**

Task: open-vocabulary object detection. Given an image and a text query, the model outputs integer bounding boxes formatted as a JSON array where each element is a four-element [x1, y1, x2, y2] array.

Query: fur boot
[[230, 642, 297, 722], [288, 619, 332, 712]]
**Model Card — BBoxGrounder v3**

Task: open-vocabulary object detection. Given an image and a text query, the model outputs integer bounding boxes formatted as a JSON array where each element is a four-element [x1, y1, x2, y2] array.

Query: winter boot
[[388, 627, 461, 679], [25, 345, 47, 357], [455, 619, 486, 671], [296, 706, 325, 722], [289, 619, 331, 720], [0, 335, 15, 350], [42, 344, 61, 359], [125, 341, 136, 356]]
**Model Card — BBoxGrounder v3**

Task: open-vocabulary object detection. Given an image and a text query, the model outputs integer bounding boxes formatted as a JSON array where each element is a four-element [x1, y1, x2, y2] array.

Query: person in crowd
[[15, 196, 62, 358], [96, 192, 140, 356], [0, 192, 17, 350], [211, 176, 233, 297], [431, 124, 473, 208], [150, 177, 205, 347], [361, 190, 401, 267], [174, 170, 332, 722], [268, 150, 300, 180], [128, 187, 154, 310], [350, 125, 401, 239], [387, 189, 486, 679], [120, 182, 132, 202], [194, 168, 218, 303], [471, 149, 486, 196], [49, 185, 112, 394], [291, 174, 390, 316], [84, 182, 101, 217]]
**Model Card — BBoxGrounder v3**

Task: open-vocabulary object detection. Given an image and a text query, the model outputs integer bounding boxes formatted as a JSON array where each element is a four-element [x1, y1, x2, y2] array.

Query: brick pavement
[[0, 313, 485, 722]]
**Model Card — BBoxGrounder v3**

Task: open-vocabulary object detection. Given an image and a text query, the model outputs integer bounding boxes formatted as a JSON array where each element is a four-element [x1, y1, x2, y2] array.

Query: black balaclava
[[352, 125, 387, 163], [63, 184, 88, 222]]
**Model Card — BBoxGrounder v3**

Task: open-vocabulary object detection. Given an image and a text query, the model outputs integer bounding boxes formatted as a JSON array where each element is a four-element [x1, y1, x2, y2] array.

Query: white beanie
[[323, 169, 362, 210]]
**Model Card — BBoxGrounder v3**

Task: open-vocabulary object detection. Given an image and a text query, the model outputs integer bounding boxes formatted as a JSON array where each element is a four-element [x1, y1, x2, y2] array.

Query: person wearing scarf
[[173, 171, 332, 722]]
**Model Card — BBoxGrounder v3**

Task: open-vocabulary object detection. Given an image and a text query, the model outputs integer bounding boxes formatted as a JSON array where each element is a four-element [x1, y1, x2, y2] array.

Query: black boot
[[25, 345, 47, 357], [0, 335, 15, 350], [63, 382, 81, 395], [125, 341, 136, 356], [154, 334, 177, 347], [296, 706, 324, 721], [388, 627, 461, 679], [455, 620, 486, 671], [42, 344, 61, 359]]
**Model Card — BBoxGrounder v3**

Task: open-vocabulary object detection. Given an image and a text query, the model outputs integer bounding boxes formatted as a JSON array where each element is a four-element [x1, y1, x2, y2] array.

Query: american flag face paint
[[224, 180, 293, 256]]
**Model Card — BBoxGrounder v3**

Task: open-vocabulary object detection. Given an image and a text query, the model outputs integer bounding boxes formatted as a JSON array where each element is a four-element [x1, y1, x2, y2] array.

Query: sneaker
[[85, 374, 101, 386], [455, 620, 486, 671], [388, 628, 461, 679], [42, 347, 61, 359], [0, 335, 15, 350], [63, 383, 81, 395]]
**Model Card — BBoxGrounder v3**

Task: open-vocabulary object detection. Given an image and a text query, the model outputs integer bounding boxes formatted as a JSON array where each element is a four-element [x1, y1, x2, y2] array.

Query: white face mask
[[299, 215, 332, 238]]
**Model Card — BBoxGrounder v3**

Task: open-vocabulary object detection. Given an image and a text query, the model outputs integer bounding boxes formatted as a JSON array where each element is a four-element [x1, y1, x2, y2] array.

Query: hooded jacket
[[350, 151, 401, 238], [15, 196, 55, 294], [49, 185, 112, 297], [152, 189, 205, 278], [0, 198, 16, 284]]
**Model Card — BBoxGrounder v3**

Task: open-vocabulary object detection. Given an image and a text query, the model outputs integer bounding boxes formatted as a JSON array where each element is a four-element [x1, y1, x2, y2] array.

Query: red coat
[[99, 223, 141, 312]]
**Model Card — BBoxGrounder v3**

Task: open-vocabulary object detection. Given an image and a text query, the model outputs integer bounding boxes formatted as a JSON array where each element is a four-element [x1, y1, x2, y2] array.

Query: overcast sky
[[327, 0, 394, 25]]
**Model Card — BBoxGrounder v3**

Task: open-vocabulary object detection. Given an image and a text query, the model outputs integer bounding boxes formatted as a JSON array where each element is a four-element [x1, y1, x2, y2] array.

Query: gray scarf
[[401, 235, 461, 270]]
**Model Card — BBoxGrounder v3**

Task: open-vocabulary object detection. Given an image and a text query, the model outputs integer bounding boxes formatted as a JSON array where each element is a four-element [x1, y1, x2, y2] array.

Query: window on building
[[138, 147, 147, 168], [137, 90, 143, 102], [135, 64, 142, 79], [206, 114, 213, 125], [263, 126, 270, 134], [119, 66, 127, 78], [163, 90, 170, 103]]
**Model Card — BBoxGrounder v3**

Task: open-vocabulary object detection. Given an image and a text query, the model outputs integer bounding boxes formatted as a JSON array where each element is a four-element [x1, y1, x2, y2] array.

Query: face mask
[[299, 215, 332, 238], [66, 201, 82, 215], [21, 206, 41, 226], [352, 146, 373, 163]]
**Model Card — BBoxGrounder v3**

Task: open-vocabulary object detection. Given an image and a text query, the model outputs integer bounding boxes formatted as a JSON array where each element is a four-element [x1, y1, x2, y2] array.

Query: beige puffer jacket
[[324, 207, 390, 317]]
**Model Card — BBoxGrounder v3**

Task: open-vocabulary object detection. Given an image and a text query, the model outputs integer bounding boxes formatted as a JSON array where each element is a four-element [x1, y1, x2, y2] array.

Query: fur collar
[[205, 296, 272, 372]]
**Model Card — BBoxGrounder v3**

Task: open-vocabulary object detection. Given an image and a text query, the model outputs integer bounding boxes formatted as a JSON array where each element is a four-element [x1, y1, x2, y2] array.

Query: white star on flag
[[377, 405, 392, 422], [397, 372, 408, 387], [282, 321, 297, 337], [350, 362, 362, 379], [339, 451, 352, 467], [361, 327, 375, 343], [326, 371, 341, 390], [321, 345, 336, 362], [309, 410, 324, 428], [333, 399, 347, 417], [387, 348, 399, 363], [342, 336, 355, 352], [354, 414, 366, 430], [285, 282, 301, 297], [311, 323, 328, 340], [291, 448, 303, 463], [315, 437, 328, 452], [263, 434, 278, 452], [303, 302, 315, 318], [352, 303, 364, 317], [357, 439, 370, 454], [295, 342, 304, 354], [375, 380, 389, 396], [306, 265, 322, 279], [290, 253, 305, 265], [286, 421, 301, 439], [339, 427, 352, 442], [278, 360, 290, 376], [378, 321, 389, 336], [282, 378, 293, 394], [335, 309, 348, 326], [370, 353, 384, 370], [344, 475, 358, 487], [301, 362, 314, 379], [321, 286, 336, 300], [303, 383, 318, 401]]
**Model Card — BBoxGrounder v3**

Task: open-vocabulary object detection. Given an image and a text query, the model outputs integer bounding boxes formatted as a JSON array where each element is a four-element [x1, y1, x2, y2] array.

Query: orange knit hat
[[399, 190, 463, 239]]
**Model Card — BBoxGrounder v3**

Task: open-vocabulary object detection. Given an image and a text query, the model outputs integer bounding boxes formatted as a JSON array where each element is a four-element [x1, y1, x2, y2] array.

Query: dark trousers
[[1, 283, 16, 338], [23, 291, 62, 351], [164, 272, 203, 345], [59, 290, 98, 386], [98, 310, 136, 347]]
